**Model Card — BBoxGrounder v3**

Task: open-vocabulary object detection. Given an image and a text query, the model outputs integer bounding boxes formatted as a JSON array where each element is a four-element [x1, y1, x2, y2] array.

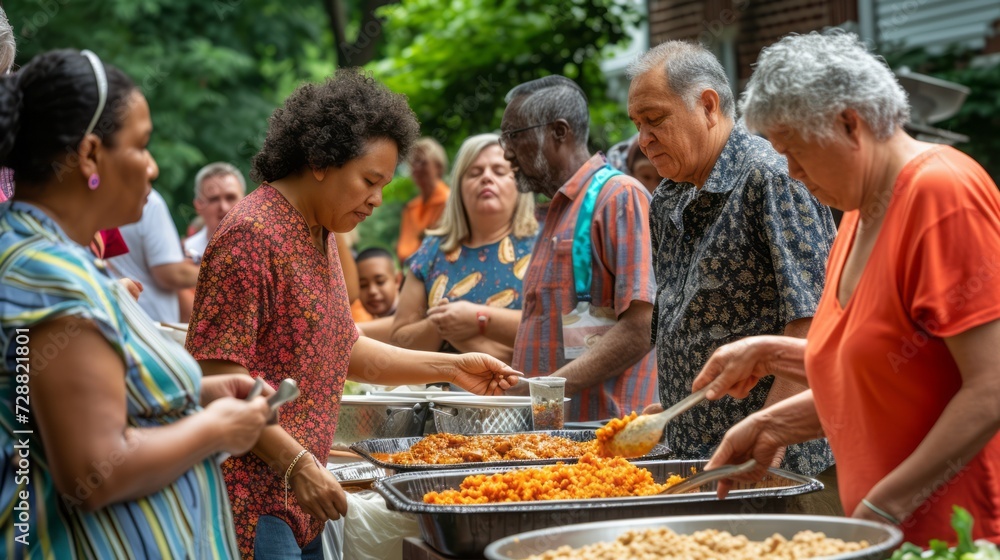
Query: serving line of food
[[323, 390, 903, 560]]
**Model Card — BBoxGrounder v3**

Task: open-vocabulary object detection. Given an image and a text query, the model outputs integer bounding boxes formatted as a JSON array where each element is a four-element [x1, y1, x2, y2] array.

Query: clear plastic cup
[[529, 377, 566, 431]]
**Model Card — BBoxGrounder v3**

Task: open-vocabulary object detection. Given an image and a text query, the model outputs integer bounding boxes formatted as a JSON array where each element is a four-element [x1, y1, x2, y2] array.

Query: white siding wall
[[876, 0, 1000, 52]]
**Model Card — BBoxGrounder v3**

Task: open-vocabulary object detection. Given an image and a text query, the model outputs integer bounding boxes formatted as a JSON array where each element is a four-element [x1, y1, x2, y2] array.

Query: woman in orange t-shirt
[[690, 32, 1000, 544]]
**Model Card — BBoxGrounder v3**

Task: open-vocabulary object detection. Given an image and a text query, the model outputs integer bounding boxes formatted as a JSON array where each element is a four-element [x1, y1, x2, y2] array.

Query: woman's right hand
[[289, 457, 349, 522], [704, 413, 788, 499], [204, 396, 271, 456]]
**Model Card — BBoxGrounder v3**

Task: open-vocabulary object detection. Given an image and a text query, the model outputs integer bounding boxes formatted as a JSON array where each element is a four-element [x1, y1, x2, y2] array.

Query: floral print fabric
[[186, 184, 359, 557], [408, 233, 537, 310]]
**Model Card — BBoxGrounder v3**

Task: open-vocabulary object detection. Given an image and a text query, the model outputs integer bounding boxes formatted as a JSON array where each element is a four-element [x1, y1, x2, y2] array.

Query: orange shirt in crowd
[[351, 298, 374, 323], [397, 181, 449, 263], [806, 146, 1000, 544]]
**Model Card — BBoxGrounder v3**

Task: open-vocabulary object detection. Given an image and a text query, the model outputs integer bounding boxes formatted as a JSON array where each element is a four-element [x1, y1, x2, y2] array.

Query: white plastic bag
[[341, 491, 420, 560]]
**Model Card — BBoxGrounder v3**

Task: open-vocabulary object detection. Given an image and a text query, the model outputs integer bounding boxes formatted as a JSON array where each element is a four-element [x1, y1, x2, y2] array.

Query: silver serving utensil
[[658, 459, 758, 495], [604, 387, 710, 458], [245, 377, 265, 401], [267, 379, 300, 413]]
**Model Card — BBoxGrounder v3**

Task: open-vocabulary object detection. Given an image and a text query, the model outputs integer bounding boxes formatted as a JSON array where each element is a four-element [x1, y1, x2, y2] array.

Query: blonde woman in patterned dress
[[391, 133, 539, 364]]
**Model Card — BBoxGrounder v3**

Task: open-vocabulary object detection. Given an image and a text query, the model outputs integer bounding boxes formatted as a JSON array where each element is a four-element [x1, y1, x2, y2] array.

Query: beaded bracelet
[[862, 498, 902, 525], [284, 450, 309, 510]]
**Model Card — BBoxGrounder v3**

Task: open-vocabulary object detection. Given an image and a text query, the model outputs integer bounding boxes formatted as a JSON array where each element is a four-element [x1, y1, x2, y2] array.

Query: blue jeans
[[254, 515, 325, 560]]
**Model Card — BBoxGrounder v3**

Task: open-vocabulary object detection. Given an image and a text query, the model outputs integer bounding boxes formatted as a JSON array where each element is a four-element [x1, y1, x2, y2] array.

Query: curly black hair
[[251, 68, 420, 182]]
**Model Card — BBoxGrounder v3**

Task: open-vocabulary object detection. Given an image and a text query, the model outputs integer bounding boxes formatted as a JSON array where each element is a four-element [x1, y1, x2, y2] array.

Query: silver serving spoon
[[604, 387, 710, 458], [267, 379, 300, 413], [658, 459, 758, 495]]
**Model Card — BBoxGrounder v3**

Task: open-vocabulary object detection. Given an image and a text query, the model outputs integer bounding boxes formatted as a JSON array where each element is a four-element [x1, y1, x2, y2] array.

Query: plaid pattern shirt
[[513, 154, 658, 422]]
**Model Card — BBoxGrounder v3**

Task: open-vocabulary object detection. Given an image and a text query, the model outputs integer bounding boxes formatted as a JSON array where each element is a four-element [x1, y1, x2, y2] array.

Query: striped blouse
[[0, 202, 239, 559]]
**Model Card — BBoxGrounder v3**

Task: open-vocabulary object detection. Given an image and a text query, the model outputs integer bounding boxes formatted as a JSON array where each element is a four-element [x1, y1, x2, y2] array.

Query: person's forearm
[[451, 336, 514, 365], [150, 261, 200, 291], [475, 306, 522, 347], [349, 335, 460, 385], [197, 360, 309, 473], [753, 336, 810, 385], [248, 424, 313, 480], [390, 317, 444, 351], [763, 319, 812, 406], [552, 305, 652, 396], [357, 316, 395, 344], [59, 412, 224, 510], [756, 390, 826, 445], [868, 384, 1000, 521]]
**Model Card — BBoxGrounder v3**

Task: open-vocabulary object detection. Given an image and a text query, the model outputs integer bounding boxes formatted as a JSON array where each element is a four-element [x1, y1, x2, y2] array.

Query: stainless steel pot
[[333, 395, 429, 445], [484, 514, 903, 560], [428, 395, 533, 434]]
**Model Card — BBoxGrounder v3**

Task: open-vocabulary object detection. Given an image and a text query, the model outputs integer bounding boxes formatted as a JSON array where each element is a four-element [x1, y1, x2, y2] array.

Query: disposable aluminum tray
[[350, 429, 672, 473], [484, 514, 902, 560], [374, 459, 823, 558]]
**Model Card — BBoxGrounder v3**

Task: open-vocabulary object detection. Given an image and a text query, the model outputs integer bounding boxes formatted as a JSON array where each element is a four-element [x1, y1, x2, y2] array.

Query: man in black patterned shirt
[[627, 41, 838, 490]]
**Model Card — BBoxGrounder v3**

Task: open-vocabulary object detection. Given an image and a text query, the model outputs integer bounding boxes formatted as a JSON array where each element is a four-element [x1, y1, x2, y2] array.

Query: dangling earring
[[88, 173, 100, 190]]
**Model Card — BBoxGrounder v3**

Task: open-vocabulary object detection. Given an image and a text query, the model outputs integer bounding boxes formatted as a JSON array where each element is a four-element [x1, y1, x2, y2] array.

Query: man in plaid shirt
[[501, 75, 659, 422]]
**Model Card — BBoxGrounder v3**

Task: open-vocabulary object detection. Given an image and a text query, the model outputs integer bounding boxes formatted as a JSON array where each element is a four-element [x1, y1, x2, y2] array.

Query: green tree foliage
[[6, 0, 335, 231], [8, 0, 640, 250], [357, 0, 641, 250], [884, 45, 1000, 182], [367, 0, 639, 153]]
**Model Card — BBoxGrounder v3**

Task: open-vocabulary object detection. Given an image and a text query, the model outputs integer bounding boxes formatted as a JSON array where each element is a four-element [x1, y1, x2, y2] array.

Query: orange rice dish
[[595, 411, 638, 455], [376, 432, 603, 464], [422, 453, 685, 504]]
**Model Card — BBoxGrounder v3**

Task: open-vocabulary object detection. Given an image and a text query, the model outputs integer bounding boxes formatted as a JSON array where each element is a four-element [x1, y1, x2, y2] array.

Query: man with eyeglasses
[[500, 75, 659, 422]]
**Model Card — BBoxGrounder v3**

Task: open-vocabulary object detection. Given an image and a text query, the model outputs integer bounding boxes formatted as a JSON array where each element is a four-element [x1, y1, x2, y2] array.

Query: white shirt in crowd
[[183, 227, 208, 265], [110, 190, 186, 324]]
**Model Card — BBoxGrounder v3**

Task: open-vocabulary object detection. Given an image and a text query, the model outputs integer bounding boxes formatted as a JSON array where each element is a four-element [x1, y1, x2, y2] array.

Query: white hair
[[627, 40, 735, 119], [740, 31, 910, 141], [0, 8, 15, 74], [194, 161, 246, 200]]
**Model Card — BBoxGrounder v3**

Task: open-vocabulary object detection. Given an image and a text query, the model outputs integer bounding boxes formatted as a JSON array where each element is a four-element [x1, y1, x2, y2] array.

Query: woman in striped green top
[[0, 50, 272, 559]]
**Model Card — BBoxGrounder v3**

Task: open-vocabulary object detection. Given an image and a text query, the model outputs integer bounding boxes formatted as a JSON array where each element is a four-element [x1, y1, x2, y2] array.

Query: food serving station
[[328, 391, 900, 560]]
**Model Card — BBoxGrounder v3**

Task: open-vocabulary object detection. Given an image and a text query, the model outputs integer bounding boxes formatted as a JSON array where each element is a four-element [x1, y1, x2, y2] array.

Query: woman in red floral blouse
[[186, 69, 520, 559]]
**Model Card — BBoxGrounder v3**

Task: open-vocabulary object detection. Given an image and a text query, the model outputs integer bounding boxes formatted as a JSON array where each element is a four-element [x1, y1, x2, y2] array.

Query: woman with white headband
[[0, 49, 272, 558]]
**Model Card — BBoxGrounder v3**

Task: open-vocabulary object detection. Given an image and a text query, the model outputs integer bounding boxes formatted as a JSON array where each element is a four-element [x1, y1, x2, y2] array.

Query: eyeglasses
[[499, 122, 554, 150]]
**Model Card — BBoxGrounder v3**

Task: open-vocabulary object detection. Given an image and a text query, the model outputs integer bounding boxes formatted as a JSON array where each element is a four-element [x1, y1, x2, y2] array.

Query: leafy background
[[5, 0, 639, 252], [5, 0, 997, 252]]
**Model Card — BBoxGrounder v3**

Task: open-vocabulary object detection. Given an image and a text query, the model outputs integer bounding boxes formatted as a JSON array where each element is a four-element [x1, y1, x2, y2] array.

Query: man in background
[[183, 162, 246, 264], [501, 75, 659, 422], [110, 190, 199, 324]]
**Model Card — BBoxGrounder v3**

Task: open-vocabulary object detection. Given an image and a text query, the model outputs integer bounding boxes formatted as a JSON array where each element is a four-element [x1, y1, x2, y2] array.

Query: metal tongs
[[246, 377, 300, 423], [658, 459, 758, 495]]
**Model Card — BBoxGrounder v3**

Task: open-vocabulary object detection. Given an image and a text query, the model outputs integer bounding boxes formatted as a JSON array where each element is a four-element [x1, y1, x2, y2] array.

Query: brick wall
[[648, 0, 857, 81]]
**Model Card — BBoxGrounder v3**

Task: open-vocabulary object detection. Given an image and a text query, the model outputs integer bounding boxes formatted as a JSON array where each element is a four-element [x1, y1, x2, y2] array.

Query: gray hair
[[504, 75, 589, 147], [740, 31, 909, 142], [194, 162, 246, 200], [627, 41, 735, 119], [0, 8, 15, 74]]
